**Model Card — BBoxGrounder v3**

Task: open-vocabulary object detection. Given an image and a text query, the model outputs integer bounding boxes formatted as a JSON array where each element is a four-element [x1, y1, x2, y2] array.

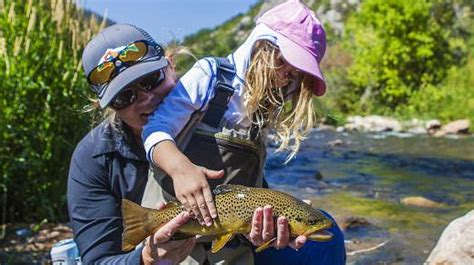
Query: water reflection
[[265, 129, 474, 264]]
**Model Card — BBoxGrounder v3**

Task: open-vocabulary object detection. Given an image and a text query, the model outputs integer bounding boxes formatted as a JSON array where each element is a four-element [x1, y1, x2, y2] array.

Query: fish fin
[[121, 199, 157, 251], [255, 237, 276, 253], [171, 231, 194, 240], [213, 184, 250, 195], [211, 233, 235, 253]]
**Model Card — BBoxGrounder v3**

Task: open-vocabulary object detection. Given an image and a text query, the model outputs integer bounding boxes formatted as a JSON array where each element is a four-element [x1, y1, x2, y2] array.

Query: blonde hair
[[84, 44, 191, 130], [244, 40, 317, 160]]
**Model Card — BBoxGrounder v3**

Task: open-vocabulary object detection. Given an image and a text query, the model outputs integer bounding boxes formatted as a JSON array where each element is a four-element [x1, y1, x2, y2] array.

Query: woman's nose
[[135, 88, 154, 103]]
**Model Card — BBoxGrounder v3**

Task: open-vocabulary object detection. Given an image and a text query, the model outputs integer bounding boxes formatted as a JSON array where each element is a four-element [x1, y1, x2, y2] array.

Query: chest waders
[[141, 58, 266, 265], [151, 57, 267, 201]]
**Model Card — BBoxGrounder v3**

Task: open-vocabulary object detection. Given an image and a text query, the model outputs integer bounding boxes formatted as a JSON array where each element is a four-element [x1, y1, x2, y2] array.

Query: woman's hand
[[245, 205, 307, 250], [141, 203, 196, 265]]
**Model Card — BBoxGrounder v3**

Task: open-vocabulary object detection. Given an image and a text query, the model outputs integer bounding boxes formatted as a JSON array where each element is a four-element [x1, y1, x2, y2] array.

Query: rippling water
[[265, 129, 474, 264]]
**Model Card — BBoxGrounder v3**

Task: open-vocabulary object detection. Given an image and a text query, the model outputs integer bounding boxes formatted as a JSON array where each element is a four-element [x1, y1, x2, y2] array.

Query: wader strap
[[249, 124, 260, 142], [201, 57, 235, 128]]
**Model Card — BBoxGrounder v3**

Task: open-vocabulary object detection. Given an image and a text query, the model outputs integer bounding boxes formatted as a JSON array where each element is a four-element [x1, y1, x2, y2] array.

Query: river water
[[265, 129, 474, 264]]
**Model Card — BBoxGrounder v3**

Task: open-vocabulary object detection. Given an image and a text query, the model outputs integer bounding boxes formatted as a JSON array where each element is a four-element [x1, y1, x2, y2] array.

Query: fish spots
[[169, 185, 330, 239], [122, 186, 334, 253]]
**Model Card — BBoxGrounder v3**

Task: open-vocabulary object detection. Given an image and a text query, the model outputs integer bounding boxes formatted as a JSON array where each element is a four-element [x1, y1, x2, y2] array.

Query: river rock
[[403, 118, 427, 134], [327, 139, 343, 148], [434, 119, 470, 137], [340, 216, 371, 230], [317, 124, 337, 131], [400, 196, 443, 208], [425, 210, 474, 265], [425, 119, 441, 133], [345, 115, 402, 132], [313, 170, 324, 180]]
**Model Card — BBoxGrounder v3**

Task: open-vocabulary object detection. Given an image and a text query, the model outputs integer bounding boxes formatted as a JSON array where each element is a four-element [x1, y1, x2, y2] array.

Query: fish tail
[[121, 199, 157, 251]]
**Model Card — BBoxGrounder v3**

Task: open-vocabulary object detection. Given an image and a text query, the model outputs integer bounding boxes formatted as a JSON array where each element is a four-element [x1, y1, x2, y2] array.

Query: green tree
[[343, 0, 468, 113], [176, 2, 262, 76], [401, 10, 474, 123], [0, 0, 104, 222]]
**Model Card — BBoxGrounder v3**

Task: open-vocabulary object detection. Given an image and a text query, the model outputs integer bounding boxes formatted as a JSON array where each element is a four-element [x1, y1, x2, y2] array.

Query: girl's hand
[[172, 162, 224, 226], [151, 140, 224, 227]]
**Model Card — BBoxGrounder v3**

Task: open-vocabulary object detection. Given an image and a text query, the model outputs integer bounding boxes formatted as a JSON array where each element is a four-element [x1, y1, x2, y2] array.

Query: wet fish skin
[[122, 184, 333, 253]]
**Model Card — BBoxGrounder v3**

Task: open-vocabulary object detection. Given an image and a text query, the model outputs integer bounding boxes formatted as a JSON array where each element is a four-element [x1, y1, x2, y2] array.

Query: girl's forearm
[[152, 140, 193, 179]]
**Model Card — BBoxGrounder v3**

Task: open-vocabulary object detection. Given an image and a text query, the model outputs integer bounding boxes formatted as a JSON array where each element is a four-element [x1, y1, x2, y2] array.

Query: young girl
[[142, 0, 345, 264]]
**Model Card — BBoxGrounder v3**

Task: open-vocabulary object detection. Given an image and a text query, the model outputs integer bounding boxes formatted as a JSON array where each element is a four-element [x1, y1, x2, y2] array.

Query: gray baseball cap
[[82, 24, 168, 108]]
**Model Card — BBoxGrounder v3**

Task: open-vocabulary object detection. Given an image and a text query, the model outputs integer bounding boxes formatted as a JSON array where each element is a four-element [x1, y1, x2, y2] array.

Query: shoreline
[[318, 115, 471, 137]]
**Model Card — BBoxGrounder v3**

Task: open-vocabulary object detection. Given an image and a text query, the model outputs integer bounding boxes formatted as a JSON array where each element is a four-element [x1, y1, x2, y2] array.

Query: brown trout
[[122, 184, 333, 253]]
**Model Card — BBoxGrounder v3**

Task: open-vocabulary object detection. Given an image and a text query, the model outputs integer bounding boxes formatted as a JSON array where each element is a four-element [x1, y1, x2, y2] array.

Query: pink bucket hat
[[257, 0, 327, 96]]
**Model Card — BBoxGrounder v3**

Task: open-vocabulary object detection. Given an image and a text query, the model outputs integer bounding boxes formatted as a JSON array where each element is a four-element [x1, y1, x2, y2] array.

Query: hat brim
[[276, 33, 326, 96], [99, 58, 168, 108]]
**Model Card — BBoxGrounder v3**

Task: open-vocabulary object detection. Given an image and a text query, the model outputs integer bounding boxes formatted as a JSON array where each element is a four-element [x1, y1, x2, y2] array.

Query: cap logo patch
[[96, 43, 140, 71]]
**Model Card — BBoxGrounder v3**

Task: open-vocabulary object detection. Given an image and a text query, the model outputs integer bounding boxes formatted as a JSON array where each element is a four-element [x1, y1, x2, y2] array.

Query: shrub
[[343, 0, 469, 112], [0, 0, 104, 222], [398, 55, 474, 123], [395, 3, 474, 123]]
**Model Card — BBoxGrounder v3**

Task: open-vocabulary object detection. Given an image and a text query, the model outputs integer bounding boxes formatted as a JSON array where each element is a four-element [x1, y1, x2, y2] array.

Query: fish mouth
[[303, 221, 334, 242], [306, 229, 333, 241]]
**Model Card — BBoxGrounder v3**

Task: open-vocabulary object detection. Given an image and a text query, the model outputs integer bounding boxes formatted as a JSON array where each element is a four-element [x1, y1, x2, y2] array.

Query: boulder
[[344, 115, 364, 131], [400, 196, 443, 208], [404, 118, 428, 134], [344, 115, 402, 132], [327, 139, 343, 148], [426, 119, 441, 131], [313, 170, 324, 180], [434, 119, 470, 137], [425, 210, 474, 265], [340, 216, 371, 231], [317, 124, 337, 131]]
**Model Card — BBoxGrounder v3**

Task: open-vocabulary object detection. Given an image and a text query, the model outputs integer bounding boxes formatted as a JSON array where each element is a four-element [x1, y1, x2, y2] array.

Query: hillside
[[178, 0, 473, 125]]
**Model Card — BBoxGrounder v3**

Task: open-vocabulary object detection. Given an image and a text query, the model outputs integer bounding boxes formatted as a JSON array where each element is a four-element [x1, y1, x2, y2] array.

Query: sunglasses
[[109, 68, 166, 110], [87, 40, 163, 87]]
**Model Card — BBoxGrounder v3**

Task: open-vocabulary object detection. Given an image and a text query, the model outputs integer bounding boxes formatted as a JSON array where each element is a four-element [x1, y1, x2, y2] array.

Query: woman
[[67, 24, 199, 264], [67, 24, 303, 265]]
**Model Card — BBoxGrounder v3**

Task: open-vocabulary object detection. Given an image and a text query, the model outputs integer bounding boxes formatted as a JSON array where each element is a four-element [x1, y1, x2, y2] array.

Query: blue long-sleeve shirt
[[67, 121, 149, 264]]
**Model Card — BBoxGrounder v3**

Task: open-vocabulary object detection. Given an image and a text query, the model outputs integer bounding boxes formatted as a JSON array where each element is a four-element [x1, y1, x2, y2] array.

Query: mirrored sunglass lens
[[112, 89, 135, 109], [140, 74, 157, 91], [119, 41, 147, 62], [89, 62, 115, 85], [137, 70, 165, 91], [151, 70, 165, 90]]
